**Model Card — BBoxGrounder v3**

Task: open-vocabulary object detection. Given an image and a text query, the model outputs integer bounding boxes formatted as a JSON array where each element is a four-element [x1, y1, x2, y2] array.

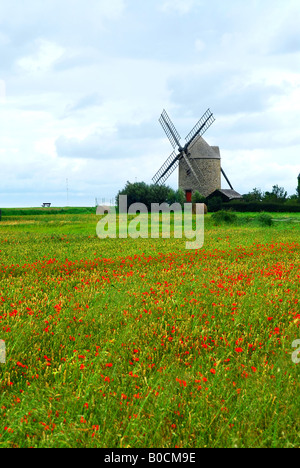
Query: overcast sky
[[0, 0, 299, 207]]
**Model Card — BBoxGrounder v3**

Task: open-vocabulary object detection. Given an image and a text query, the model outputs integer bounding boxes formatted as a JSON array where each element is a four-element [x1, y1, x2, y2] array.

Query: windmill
[[152, 108, 234, 201]]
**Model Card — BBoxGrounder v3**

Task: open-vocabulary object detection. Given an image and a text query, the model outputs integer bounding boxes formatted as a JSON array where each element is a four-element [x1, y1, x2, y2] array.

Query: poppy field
[[0, 211, 299, 448]]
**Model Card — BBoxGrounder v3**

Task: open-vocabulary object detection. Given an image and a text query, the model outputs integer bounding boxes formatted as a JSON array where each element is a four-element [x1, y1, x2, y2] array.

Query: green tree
[[115, 181, 174, 211], [175, 188, 186, 207], [286, 194, 298, 205], [263, 184, 287, 204], [148, 184, 172, 207], [243, 188, 264, 202], [116, 181, 150, 211], [166, 188, 185, 207], [191, 190, 206, 204]]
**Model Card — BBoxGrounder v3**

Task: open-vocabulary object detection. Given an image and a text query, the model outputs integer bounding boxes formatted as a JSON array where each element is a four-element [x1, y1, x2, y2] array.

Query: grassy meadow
[[0, 207, 299, 448]]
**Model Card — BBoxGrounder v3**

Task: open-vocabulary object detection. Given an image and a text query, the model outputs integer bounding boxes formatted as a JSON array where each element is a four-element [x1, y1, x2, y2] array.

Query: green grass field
[[0, 208, 299, 447]]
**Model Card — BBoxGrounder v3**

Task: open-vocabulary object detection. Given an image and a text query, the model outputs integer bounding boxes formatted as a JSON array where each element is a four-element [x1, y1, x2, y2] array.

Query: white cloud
[[0, 0, 125, 32], [63, 92, 104, 117], [266, 6, 300, 55], [0, 31, 10, 46], [195, 39, 205, 52], [16, 39, 65, 74], [160, 0, 201, 14]]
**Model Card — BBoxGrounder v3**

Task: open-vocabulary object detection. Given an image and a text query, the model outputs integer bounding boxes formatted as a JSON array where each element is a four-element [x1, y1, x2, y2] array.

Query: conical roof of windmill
[[188, 135, 220, 159]]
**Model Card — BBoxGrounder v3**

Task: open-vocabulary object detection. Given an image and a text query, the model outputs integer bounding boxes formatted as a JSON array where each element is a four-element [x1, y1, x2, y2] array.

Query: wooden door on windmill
[[185, 190, 192, 203]]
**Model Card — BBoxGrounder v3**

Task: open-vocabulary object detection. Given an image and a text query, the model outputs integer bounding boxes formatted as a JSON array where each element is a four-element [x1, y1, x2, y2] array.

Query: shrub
[[207, 196, 222, 212], [257, 213, 273, 226], [211, 210, 238, 225]]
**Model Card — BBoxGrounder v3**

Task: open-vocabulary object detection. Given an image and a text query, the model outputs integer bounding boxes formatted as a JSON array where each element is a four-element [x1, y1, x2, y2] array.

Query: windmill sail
[[152, 150, 180, 185], [187, 154, 205, 184], [185, 109, 215, 146], [180, 152, 206, 188], [159, 109, 182, 149], [181, 153, 202, 186]]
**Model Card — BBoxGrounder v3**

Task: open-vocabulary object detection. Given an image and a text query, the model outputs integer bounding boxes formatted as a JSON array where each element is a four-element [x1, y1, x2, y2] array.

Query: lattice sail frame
[[152, 150, 180, 186], [185, 109, 215, 146], [159, 110, 182, 149]]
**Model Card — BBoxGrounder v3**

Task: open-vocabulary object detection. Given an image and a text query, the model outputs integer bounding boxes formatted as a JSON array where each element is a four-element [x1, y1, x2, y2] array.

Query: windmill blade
[[185, 109, 215, 147], [181, 152, 206, 189], [181, 153, 202, 187], [221, 167, 234, 190], [187, 154, 205, 184], [159, 109, 182, 149], [152, 150, 180, 185]]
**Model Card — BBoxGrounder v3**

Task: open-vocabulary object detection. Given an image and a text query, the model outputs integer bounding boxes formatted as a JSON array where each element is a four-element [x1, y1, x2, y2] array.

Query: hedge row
[[222, 202, 300, 213], [0, 207, 96, 217]]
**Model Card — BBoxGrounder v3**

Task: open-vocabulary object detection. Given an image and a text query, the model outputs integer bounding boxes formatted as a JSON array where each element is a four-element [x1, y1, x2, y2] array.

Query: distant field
[[0, 210, 299, 448]]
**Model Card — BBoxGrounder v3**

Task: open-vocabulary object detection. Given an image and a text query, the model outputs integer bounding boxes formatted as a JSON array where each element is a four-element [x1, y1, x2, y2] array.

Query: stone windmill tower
[[152, 109, 234, 201]]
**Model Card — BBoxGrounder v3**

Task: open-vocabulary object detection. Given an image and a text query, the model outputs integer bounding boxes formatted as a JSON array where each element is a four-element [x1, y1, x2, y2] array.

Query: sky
[[0, 0, 299, 207]]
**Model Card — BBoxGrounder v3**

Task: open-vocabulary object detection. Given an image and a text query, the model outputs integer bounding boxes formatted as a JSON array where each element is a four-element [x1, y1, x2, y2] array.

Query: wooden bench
[[42, 203, 51, 207]]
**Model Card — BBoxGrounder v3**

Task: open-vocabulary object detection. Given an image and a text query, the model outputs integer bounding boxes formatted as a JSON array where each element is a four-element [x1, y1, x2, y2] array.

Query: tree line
[[115, 181, 205, 210], [115, 179, 300, 213], [242, 183, 300, 204]]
